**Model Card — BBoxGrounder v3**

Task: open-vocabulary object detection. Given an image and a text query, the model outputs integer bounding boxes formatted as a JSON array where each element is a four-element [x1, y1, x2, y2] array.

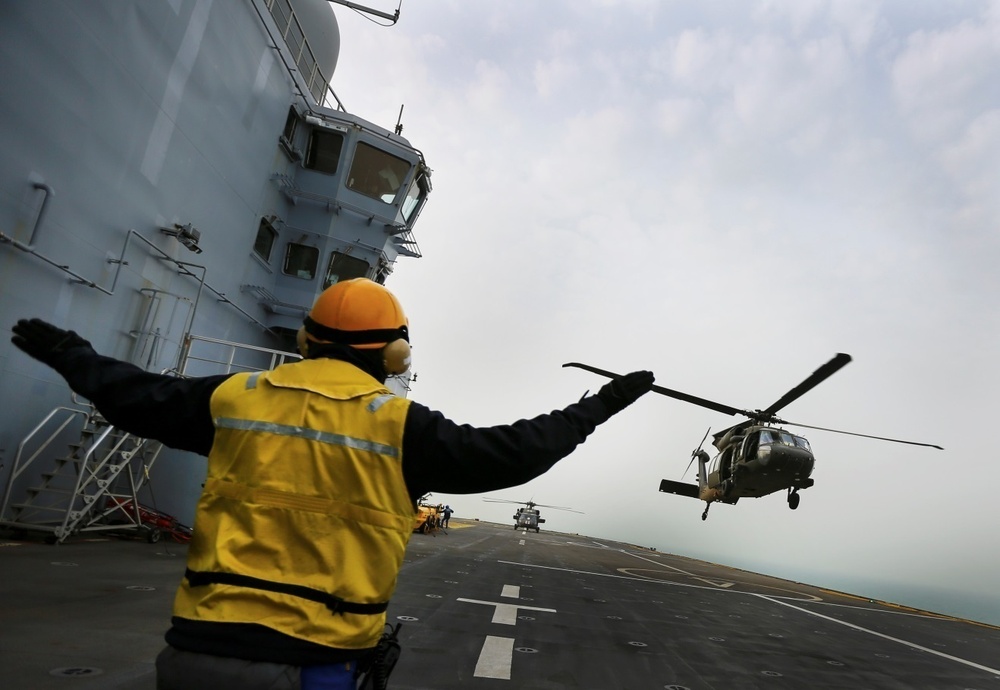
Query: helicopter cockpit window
[[792, 435, 811, 451], [758, 430, 776, 445], [347, 142, 411, 203]]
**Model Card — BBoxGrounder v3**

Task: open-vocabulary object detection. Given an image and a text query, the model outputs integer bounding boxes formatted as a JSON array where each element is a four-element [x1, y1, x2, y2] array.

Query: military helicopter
[[564, 354, 942, 521], [482, 497, 582, 533]]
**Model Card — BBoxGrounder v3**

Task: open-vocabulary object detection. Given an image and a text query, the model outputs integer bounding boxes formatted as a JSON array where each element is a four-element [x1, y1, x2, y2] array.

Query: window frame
[[346, 141, 412, 203], [282, 242, 319, 281], [323, 251, 370, 289], [253, 217, 278, 263], [304, 128, 345, 175]]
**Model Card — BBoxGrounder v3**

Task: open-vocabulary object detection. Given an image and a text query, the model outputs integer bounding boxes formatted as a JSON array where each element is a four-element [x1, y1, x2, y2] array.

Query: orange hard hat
[[303, 278, 411, 374]]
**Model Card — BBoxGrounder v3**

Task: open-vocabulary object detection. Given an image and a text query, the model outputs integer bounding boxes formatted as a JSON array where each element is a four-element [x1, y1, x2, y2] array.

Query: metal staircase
[[0, 401, 163, 543]]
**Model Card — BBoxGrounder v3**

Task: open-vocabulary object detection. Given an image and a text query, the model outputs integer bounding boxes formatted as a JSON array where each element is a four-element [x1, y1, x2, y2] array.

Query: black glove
[[11, 318, 91, 368], [597, 370, 655, 414]]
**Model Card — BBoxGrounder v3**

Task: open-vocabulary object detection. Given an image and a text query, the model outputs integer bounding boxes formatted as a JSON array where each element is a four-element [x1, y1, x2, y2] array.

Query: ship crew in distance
[[10, 278, 654, 690]]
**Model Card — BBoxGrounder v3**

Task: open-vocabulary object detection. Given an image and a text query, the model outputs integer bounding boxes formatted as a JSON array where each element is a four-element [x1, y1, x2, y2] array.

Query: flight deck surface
[[2, 520, 998, 689]]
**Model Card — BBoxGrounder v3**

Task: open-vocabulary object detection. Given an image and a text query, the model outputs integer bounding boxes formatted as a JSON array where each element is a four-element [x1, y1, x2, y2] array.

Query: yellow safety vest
[[173, 358, 415, 650]]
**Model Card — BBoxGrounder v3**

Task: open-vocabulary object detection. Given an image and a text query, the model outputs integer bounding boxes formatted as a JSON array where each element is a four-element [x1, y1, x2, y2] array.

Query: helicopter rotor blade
[[531, 503, 585, 513], [779, 420, 943, 450], [759, 353, 852, 418], [563, 363, 744, 416], [681, 454, 697, 480], [682, 427, 712, 480], [696, 426, 711, 451]]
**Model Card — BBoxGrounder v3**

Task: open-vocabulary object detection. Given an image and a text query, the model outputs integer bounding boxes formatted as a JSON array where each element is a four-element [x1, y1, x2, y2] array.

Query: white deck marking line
[[495, 560, 838, 606], [495, 561, 958, 619], [618, 549, 734, 588], [457, 597, 556, 625], [518, 539, 525, 546], [755, 594, 1000, 675], [501, 584, 520, 599], [474, 635, 514, 680]]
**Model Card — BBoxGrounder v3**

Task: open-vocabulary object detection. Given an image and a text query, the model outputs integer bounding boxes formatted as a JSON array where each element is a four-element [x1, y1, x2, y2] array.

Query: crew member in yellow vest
[[11, 279, 654, 690]]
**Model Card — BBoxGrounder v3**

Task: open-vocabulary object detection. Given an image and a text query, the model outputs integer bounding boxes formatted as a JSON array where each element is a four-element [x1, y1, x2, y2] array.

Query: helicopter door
[[715, 447, 733, 483], [740, 432, 760, 464]]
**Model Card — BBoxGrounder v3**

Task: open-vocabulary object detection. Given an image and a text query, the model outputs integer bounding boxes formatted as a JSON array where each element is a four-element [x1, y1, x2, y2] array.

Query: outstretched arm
[[11, 318, 224, 455], [401, 371, 654, 500]]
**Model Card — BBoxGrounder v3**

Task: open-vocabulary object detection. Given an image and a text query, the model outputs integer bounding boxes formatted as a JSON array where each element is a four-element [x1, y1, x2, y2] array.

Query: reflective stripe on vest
[[214, 417, 399, 458]]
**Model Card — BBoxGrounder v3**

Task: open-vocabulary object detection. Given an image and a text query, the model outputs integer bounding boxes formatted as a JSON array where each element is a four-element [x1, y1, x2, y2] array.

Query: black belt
[[185, 568, 389, 616]]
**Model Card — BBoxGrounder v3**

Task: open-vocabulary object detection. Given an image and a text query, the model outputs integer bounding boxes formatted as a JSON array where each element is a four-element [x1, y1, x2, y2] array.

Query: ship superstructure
[[0, 0, 430, 536]]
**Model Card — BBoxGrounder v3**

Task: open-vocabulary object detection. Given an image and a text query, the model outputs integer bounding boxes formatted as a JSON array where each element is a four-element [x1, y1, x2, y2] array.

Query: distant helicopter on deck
[[483, 497, 582, 533], [564, 354, 942, 521]]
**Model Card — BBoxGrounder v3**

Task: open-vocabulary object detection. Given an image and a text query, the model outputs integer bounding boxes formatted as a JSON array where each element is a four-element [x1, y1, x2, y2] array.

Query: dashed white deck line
[[756, 594, 1000, 675], [474, 635, 514, 679], [501, 584, 520, 599]]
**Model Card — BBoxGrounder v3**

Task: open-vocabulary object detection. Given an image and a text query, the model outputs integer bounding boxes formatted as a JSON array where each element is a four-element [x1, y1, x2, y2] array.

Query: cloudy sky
[[330, 1, 999, 625]]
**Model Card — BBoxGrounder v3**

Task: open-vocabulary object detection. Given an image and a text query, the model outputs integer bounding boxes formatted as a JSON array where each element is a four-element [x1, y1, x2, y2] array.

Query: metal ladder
[[0, 401, 163, 543]]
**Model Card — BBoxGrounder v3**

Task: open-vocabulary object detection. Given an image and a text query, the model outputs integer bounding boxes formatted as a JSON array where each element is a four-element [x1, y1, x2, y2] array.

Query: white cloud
[[466, 60, 512, 111], [891, 12, 1000, 142], [533, 56, 579, 99], [653, 97, 703, 138], [938, 109, 1000, 229]]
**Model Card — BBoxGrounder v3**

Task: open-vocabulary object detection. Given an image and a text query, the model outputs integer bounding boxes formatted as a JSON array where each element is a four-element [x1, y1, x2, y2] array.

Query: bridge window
[[347, 142, 410, 202], [304, 129, 344, 174], [253, 218, 278, 262], [401, 169, 430, 222], [323, 251, 369, 289], [283, 243, 318, 280]]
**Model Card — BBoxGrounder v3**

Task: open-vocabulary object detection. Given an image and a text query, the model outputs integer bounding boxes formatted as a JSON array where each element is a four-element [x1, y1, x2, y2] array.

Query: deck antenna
[[394, 104, 404, 135], [328, 0, 400, 26]]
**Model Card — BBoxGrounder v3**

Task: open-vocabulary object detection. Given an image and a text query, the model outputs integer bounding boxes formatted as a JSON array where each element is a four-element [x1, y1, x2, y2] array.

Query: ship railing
[[261, 0, 345, 111], [178, 334, 301, 378], [0, 403, 163, 543], [0, 406, 88, 527]]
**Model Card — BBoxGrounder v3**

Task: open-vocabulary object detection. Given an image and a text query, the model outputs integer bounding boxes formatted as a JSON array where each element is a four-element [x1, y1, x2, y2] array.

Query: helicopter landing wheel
[[787, 490, 800, 510]]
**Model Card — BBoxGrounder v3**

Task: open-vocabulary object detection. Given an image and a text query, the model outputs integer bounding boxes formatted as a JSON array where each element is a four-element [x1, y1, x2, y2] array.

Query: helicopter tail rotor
[[682, 427, 711, 480]]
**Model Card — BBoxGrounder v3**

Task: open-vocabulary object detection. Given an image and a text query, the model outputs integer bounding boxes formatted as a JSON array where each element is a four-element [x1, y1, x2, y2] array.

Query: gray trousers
[[156, 646, 300, 690]]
